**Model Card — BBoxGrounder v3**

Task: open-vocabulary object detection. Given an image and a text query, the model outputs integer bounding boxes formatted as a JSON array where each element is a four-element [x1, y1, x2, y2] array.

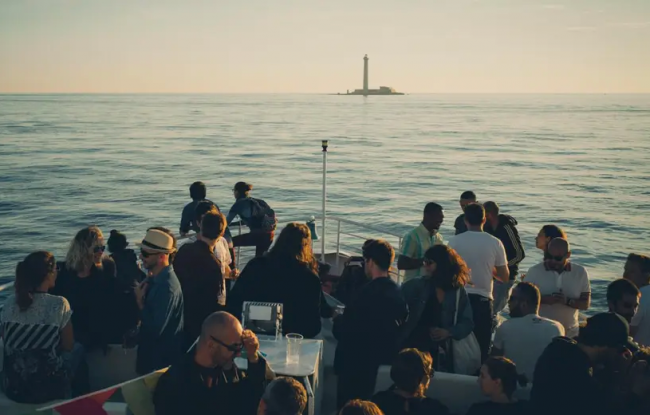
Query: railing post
[[335, 220, 341, 269], [236, 222, 242, 270], [321, 140, 328, 262], [397, 236, 403, 284]]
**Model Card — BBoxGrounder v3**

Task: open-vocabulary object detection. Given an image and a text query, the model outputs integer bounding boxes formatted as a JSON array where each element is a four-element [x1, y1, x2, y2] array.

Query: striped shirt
[[400, 223, 445, 282], [1, 293, 72, 402]]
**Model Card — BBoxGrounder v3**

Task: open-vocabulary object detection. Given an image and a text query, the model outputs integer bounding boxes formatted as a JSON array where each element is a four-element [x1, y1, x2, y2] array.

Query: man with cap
[[531, 312, 633, 415], [135, 227, 185, 374]]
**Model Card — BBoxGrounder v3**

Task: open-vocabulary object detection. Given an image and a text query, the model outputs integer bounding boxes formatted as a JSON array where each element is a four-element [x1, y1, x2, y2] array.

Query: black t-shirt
[[466, 401, 528, 415], [372, 389, 449, 415], [407, 284, 443, 353], [454, 214, 467, 235]]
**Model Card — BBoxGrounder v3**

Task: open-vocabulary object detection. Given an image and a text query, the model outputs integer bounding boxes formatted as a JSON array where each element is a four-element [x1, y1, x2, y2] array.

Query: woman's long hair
[[484, 357, 527, 400], [268, 222, 318, 274], [15, 251, 56, 311], [65, 226, 103, 273], [423, 244, 470, 291]]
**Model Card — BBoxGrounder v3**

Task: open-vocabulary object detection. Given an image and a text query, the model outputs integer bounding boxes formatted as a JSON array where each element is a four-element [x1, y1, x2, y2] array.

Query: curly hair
[[423, 244, 470, 290], [65, 226, 104, 273], [268, 222, 318, 274]]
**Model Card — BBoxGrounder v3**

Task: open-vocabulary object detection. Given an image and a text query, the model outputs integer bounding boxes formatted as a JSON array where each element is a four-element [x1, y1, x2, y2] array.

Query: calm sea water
[[1, 94, 649, 313]]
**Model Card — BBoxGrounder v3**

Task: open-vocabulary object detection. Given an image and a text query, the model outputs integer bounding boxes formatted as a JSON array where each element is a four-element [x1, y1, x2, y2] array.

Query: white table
[[235, 337, 324, 415]]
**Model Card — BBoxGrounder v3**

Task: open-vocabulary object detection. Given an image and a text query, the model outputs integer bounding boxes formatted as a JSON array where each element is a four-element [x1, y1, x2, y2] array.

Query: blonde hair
[[66, 226, 104, 273]]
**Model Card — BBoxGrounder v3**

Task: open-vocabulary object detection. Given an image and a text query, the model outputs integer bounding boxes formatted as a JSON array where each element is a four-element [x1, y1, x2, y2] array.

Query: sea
[[1, 93, 649, 314]]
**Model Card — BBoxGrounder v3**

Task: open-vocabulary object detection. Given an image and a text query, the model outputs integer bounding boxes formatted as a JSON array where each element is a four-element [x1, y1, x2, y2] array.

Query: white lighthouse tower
[[363, 54, 369, 96]]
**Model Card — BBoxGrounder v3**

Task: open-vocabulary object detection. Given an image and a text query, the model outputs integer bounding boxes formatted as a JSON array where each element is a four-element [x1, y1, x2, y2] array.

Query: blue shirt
[[137, 265, 184, 374], [226, 197, 255, 228], [180, 199, 232, 243]]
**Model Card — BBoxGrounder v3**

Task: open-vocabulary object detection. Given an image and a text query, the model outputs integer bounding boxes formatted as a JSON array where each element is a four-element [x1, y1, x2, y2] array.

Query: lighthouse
[[363, 54, 369, 96]]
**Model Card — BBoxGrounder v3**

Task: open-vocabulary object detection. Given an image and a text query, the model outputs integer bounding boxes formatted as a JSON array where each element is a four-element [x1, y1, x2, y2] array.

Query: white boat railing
[[0, 214, 407, 298]]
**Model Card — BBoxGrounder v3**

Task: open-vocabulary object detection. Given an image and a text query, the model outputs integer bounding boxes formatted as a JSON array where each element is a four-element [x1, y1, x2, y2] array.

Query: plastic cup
[[286, 333, 303, 365]]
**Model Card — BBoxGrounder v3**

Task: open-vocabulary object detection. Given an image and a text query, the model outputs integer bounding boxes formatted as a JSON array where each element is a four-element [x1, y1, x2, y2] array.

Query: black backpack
[[249, 198, 277, 232]]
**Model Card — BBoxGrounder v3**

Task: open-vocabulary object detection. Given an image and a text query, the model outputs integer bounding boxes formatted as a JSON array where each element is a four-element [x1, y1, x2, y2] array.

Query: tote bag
[[451, 289, 482, 375]]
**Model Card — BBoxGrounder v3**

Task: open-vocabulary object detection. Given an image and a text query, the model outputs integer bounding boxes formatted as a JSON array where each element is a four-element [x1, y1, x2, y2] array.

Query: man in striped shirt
[[397, 202, 445, 282], [484, 201, 526, 316]]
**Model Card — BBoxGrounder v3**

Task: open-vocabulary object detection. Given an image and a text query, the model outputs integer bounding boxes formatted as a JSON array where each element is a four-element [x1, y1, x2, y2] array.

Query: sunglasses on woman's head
[[93, 245, 106, 253]]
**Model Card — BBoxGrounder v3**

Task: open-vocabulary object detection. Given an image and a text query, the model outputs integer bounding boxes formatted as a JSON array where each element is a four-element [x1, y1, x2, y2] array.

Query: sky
[[1, 0, 649, 93]]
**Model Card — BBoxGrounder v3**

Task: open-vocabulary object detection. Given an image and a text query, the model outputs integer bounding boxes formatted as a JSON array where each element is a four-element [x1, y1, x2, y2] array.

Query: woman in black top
[[467, 357, 528, 415], [372, 348, 449, 415], [227, 222, 322, 338], [51, 226, 135, 349]]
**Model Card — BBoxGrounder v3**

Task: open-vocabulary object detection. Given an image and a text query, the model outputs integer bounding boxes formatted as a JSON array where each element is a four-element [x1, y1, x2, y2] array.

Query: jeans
[[492, 279, 516, 316], [468, 294, 494, 363], [232, 231, 274, 257], [61, 342, 89, 397]]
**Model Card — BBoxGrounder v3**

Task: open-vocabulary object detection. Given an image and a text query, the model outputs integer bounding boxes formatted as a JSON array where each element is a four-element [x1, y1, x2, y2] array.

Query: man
[[531, 313, 632, 415], [179, 181, 233, 247], [136, 228, 185, 375], [174, 211, 228, 346], [257, 377, 307, 415], [453, 190, 476, 235], [483, 201, 526, 315], [397, 202, 445, 282], [492, 282, 564, 381], [154, 311, 274, 415], [524, 238, 591, 338], [624, 253, 650, 346], [333, 239, 409, 409], [607, 278, 641, 323], [180, 181, 211, 237], [448, 203, 509, 361]]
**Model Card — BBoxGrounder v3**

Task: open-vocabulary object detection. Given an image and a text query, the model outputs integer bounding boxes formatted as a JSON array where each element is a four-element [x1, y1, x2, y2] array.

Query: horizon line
[[1, 92, 649, 95]]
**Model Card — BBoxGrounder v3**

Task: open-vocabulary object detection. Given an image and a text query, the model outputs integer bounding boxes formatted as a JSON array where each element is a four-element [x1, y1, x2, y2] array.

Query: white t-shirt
[[214, 237, 232, 305], [448, 231, 508, 299], [493, 314, 565, 381], [631, 285, 650, 347], [524, 262, 591, 337]]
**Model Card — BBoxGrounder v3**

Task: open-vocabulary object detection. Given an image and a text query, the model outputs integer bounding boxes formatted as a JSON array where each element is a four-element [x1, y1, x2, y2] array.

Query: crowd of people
[[1, 183, 649, 415]]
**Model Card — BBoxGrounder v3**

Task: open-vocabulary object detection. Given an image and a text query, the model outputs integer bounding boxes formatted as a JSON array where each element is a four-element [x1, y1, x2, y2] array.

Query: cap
[[583, 312, 629, 348]]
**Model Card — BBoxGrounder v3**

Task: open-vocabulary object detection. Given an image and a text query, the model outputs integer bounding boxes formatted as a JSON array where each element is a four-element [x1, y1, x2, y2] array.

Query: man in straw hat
[[135, 227, 185, 374]]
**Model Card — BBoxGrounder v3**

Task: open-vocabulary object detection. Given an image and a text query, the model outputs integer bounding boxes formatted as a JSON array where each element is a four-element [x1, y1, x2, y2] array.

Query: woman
[[107, 229, 146, 288], [227, 222, 322, 338], [226, 181, 275, 257], [372, 349, 449, 415], [1, 252, 84, 403], [52, 226, 134, 349], [400, 244, 474, 372], [535, 225, 567, 253], [340, 400, 384, 415], [467, 357, 528, 415]]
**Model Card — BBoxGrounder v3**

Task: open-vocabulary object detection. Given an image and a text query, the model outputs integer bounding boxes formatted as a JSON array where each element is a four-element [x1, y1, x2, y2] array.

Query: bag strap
[[454, 289, 460, 325]]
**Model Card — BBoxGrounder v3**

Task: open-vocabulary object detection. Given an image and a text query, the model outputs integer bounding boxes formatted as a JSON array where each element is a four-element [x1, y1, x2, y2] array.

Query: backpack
[[249, 198, 277, 232]]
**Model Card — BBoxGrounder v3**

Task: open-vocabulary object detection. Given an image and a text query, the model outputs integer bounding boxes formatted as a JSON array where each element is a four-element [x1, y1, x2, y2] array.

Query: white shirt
[[631, 285, 650, 347], [524, 262, 591, 337], [493, 314, 565, 381], [214, 237, 232, 306], [448, 231, 508, 299]]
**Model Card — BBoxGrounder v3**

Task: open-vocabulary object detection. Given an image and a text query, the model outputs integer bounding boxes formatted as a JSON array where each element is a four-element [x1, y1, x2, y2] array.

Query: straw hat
[[138, 229, 176, 253]]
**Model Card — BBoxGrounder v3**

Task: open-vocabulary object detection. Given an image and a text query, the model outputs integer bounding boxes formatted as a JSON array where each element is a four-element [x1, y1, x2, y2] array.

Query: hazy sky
[[1, 0, 649, 93]]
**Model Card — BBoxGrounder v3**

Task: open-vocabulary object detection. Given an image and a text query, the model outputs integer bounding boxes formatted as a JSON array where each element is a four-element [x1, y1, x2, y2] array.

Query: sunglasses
[[93, 245, 106, 253], [210, 335, 243, 354], [140, 249, 158, 258], [424, 259, 435, 266]]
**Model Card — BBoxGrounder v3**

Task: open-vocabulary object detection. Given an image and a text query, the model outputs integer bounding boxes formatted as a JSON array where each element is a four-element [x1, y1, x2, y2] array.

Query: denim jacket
[[399, 277, 474, 346]]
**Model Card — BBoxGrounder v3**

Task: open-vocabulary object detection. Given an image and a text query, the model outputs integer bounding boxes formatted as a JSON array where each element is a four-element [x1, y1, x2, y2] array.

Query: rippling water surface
[[1, 94, 649, 313]]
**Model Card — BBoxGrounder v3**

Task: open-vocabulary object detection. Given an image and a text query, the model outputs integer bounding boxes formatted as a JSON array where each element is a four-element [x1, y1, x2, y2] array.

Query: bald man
[[524, 238, 591, 337], [154, 311, 275, 415]]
